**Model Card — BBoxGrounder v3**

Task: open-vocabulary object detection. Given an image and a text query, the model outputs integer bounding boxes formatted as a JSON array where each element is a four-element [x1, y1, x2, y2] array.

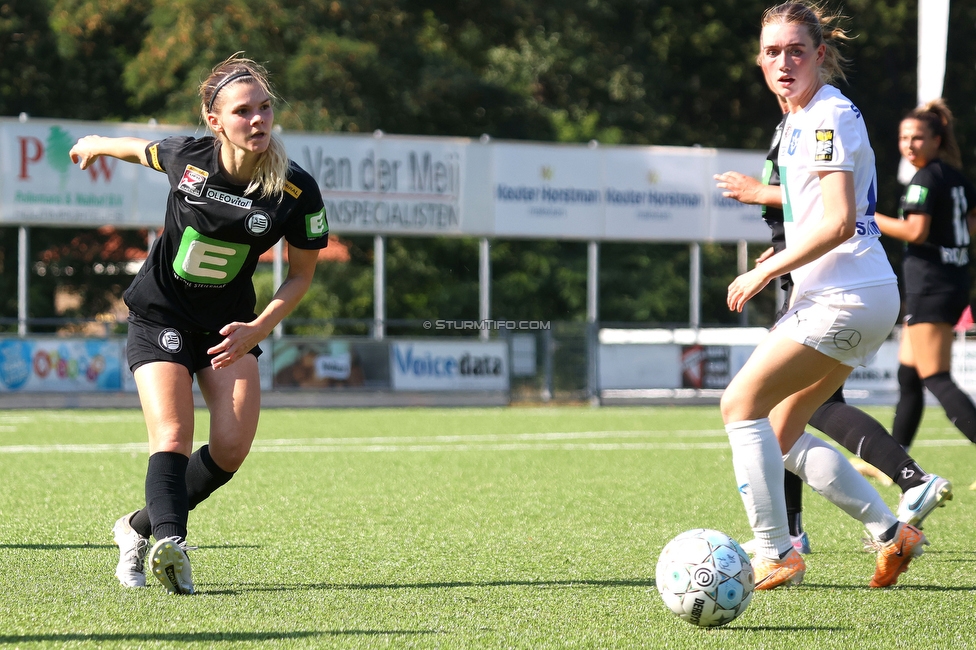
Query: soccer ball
[[656, 528, 754, 628]]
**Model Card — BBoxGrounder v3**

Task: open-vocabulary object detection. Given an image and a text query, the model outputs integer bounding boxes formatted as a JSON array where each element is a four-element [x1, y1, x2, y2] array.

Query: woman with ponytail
[[875, 100, 976, 451], [720, 2, 927, 591], [69, 54, 330, 594]]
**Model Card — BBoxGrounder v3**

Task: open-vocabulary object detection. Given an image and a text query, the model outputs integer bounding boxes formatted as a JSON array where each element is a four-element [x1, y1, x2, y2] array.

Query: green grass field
[[1, 405, 975, 649]]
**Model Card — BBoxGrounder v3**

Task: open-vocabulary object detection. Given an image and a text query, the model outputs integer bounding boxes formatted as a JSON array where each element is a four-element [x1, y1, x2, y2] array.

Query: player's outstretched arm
[[714, 171, 783, 207], [69, 136, 151, 170]]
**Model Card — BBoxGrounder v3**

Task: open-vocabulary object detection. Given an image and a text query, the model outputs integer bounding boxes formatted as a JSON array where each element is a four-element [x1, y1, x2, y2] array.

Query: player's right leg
[[808, 391, 952, 527]]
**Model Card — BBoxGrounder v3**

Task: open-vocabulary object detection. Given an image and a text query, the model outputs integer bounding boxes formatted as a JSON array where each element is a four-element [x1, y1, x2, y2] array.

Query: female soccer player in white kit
[[721, 2, 926, 590]]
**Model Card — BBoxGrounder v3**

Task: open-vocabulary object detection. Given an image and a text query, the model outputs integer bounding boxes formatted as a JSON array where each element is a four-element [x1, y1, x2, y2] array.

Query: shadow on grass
[[0, 543, 115, 550], [729, 626, 849, 632], [205, 578, 656, 595], [0, 631, 438, 644], [802, 582, 976, 591], [0, 543, 259, 551]]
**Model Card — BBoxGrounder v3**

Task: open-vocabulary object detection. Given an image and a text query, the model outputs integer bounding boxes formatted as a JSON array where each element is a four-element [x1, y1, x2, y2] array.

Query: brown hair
[[905, 98, 962, 169], [758, 2, 852, 85], [199, 54, 289, 199]]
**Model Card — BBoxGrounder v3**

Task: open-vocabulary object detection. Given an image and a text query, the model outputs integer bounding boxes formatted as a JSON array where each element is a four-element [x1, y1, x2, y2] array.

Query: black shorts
[[903, 289, 969, 326], [126, 312, 262, 375]]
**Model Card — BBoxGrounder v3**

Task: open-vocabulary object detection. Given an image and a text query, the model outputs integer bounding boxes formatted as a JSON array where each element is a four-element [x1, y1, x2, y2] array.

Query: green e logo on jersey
[[906, 184, 928, 205], [306, 208, 328, 239], [173, 226, 250, 285]]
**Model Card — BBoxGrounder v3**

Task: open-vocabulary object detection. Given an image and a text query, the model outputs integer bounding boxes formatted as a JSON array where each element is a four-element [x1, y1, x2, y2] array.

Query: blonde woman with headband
[[720, 2, 927, 591], [69, 54, 330, 594]]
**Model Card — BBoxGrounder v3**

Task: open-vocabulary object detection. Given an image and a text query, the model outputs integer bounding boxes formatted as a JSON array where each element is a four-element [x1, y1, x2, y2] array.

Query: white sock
[[783, 432, 897, 540], [726, 419, 792, 560]]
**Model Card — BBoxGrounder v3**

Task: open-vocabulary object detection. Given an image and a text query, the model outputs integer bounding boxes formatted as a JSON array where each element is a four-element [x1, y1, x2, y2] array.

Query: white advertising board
[[706, 149, 770, 242], [1, 119, 180, 227], [0, 118, 779, 242], [493, 142, 603, 239], [391, 340, 509, 391], [284, 132, 469, 236], [603, 146, 710, 241], [598, 343, 681, 389]]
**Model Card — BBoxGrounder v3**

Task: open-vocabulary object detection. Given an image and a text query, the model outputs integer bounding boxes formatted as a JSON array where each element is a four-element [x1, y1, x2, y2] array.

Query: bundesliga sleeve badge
[[815, 129, 834, 162]]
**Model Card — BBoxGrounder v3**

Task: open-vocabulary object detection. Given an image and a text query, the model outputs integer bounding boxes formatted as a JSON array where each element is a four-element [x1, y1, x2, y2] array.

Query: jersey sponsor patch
[[905, 184, 928, 205], [245, 211, 272, 236], [306, 208, 329, 238], [205, 188, 253, 209], [148, 144, 164, 172], [178, 165, 209, 197], [815, 129, 834, 162], [284, 181, 302, 199], [173, 226, 251, 285]]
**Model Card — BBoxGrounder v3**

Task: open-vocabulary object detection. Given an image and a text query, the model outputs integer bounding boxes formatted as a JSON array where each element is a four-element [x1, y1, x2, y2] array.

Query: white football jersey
[[778, 84, 895, 297]]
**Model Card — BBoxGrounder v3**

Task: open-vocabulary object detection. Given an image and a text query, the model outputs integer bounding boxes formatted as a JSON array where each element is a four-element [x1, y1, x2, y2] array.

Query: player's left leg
[[195, 353, 261, 493]]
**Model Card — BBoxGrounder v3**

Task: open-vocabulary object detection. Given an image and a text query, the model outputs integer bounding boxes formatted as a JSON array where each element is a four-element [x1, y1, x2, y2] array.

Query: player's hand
[[727, 267, 771, 313], [208, 321, 264, 369], [714, 171, 763, 205], [756, 247, 776, 264], [68, 136, 104, 170]]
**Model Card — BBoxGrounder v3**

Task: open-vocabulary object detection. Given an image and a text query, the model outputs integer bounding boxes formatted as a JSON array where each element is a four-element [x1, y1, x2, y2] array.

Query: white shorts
[[771, 283, 899, 368]]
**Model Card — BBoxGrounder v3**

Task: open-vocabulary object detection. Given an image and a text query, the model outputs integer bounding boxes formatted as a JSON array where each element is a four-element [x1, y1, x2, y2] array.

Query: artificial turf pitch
[[0, 405, 974, 649]]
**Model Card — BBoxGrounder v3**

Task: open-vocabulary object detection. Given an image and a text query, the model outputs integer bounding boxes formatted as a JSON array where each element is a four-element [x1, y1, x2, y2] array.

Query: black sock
[[186, 444, 236, 510], [923, 371, 976, 444], [784, 471, 803, 536], [145, 451, 189, 543], [893, 460, 927, 492], [129, 444, 235, 538], [809, 399, 922, 490], [877, 522, 900, 543], [893, 364, 925, 448]]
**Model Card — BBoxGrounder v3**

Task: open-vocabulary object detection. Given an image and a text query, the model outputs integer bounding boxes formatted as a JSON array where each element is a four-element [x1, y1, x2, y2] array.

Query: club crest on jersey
[[158, 328, 183, 353], [786, 128, 801, 155], [178, 165, 209, 197], [815, 129, 835, 162], [245, 211, 272, 236]]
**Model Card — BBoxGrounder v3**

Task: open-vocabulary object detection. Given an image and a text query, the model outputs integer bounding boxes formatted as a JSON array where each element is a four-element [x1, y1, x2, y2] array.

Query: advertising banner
[[0, 338, 124, 392], [492, 143, 603, 239], [285, 133, 468, 236], [0, 119, 182, 227], [597, 343, 682, 390], [391, 340, 509, 391], [273, 338, 391, 389], [706, 149, 770, 242], [0, 118, 779, 242], [603, 146, 710, 242]]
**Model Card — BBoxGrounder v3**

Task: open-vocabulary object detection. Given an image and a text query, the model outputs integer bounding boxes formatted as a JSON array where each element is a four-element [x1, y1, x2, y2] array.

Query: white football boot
[[897, 475, 953, 527], [149, 536, 196, 595], [112, 511, 150, 588]]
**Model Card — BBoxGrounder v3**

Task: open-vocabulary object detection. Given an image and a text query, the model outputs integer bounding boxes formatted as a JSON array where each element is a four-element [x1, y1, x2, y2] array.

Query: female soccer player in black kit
[[875, 100, 976, 452], [69, 55, 330, 594], [716, 98, 951, 554]]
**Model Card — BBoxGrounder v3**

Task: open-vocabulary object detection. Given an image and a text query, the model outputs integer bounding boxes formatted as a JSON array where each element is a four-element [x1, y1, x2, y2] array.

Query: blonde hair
[[905, 99, 962, 169], [199, 54, 289, 199], [758, 2, 852, 85]]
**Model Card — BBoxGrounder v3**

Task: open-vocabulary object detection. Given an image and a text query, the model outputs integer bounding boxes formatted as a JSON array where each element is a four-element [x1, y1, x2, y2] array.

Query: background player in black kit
[[715, 96, 951, 554], [875, 100, 976, 453], [69, 54, 330, 594]]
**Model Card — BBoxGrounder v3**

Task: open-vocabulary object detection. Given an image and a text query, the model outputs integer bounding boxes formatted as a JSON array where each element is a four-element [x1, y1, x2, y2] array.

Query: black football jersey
[[123, 136, 329, 331], [900, 159, 976, 293]]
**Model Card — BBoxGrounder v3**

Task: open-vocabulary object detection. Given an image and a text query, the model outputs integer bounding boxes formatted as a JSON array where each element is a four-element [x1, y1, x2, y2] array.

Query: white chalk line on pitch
[[0, 429, 972, 454]]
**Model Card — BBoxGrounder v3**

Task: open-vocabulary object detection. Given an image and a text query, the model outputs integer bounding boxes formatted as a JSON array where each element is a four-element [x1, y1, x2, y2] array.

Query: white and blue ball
[[656, 528, 754, 627]]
